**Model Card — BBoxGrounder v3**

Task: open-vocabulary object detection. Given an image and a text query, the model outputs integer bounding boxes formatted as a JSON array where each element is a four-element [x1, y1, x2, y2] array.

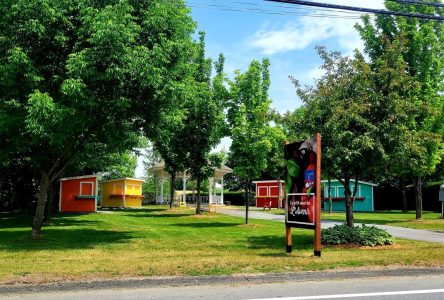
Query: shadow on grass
[[0, 213, 34, 229], [246, 233, 314, 252], [0, 228, 134, 251]]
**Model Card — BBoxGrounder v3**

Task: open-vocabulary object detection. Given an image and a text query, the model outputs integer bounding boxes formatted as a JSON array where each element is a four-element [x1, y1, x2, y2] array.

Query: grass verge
[[0, 206, 443, 284]]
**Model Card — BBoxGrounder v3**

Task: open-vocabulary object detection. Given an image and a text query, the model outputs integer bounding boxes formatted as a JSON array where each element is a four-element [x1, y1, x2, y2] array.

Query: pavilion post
[[160, 177, 164, 204], [182, 171, 186, 205], [209, 178, 213, 205], [221, 176, 224, 205], [155, 174, 158, 204]]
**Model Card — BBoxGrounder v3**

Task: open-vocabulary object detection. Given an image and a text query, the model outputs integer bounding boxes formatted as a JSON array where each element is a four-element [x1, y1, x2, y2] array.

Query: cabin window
[[127, 184, 134, 195], [324, 186, 337, 197], [258, 186, 268, 197], [338, 186, 360, 197], [114, 184, 123, 194], [80, 182, 94, 196]]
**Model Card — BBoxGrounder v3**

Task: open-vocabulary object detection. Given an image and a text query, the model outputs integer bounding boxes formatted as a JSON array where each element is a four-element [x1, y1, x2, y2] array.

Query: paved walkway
[[218, 208, 444, 244]]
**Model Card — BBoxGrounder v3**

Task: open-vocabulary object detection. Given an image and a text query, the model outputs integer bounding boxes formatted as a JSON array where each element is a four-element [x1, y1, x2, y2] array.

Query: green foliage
[[321, 224, 394, 246], [0, 0, 197, 234], [100, 152, 138, 180], [356, 1, 444, 219], [228, 59, 274, 183]]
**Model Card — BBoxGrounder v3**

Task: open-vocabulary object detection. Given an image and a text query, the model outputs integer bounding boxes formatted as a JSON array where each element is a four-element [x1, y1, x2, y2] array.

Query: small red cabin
[[253, 180, 285, 209], [59, 175, 99, 213]]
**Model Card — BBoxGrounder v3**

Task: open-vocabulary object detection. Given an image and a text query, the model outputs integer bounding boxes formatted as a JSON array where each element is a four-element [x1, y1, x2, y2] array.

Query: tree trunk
[[169, 172, 176, 209], [401, 181, 408, 213], [343, 177, 353, 227], [245, 180, 249, 224], [277, 174, 281, 209], [352, 176, 359, 201], [196, 179, 201, 215], [44, 182, 54, 224], [328, 177, 332, 214], [31, 172, 50, 239], [413, 176, 423, 220]]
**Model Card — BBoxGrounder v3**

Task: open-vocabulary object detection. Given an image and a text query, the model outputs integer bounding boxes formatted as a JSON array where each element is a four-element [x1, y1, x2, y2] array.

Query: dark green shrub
[[321, 224, 394, 246]]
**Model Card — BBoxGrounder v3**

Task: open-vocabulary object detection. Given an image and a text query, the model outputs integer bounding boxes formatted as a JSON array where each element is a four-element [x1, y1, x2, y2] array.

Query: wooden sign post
[[284, 133, 322, 257]]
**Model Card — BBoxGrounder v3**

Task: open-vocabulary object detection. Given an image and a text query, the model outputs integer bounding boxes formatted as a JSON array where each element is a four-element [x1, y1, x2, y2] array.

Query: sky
[[135, 0, 386, 177]]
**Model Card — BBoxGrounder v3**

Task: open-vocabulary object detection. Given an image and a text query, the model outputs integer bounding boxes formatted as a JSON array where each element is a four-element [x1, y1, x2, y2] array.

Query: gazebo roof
[[149, 161, 233, 178]]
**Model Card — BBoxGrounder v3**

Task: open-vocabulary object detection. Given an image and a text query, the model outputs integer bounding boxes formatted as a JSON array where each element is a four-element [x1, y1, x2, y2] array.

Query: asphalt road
[[218, 208, 444, 244], [2, 273, 443, 300]]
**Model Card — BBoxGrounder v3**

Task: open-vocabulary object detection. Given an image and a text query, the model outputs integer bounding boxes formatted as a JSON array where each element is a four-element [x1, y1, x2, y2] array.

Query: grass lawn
[[321, 211, 444, 231], [0, 206, 443, 284], [243, 207, 443, 231]]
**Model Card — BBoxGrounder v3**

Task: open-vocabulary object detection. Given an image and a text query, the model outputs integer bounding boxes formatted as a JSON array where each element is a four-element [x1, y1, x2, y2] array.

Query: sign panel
[[439, 190, 444, 202], [284, 137, 318, 229]]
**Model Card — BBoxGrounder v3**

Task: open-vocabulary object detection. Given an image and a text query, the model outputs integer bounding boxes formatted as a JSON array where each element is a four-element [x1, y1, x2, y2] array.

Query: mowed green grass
[[246, 207, 443, 231], [0, 206, 443, 284], [321, 211, 444, 231]]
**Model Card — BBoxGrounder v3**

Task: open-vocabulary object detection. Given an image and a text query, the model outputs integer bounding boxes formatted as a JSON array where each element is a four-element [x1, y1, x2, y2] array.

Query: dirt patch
[[189, 214, 216, 219], [236, 224, 264, 228], [324, 243, 400, 250]]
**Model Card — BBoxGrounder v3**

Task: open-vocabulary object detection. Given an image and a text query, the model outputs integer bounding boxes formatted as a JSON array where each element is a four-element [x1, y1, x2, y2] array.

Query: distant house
[[59, 175, 99, 213], [100, 178, 144, 208], [321, 179, 377, 212]]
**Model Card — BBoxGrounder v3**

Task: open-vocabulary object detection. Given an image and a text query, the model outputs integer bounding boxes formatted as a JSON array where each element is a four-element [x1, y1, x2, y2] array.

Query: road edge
[[1, 267, 443, 295]]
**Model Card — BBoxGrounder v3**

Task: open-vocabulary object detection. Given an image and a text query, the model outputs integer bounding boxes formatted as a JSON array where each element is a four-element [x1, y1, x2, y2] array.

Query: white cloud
[[248, 0, 385, 55], [308, 65, 326, 80]]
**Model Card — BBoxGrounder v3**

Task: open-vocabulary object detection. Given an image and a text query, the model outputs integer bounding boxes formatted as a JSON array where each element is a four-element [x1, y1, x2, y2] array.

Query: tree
[[356, 1, 444, 219], [295, 47, 385, 227], [0, 0, 196, 237], [228, 59, 273, 224], [182, 33, 227, 214]]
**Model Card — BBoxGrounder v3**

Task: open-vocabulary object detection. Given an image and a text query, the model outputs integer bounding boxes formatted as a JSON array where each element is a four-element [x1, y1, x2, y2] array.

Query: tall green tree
[[182, 33, 227, 214], [228, 59, 273, 224], [295, 47, 385, 227], [294, 42, 421, 226], [356, 0, 444, 219], [0, 0, 196, 237]]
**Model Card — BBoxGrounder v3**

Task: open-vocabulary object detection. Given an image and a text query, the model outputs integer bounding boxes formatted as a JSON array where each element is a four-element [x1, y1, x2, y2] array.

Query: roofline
[[60, 175, 100, 181], [253, 180, 285, 184], [321, 179, 378, 187], [100, 177, 145, 183]]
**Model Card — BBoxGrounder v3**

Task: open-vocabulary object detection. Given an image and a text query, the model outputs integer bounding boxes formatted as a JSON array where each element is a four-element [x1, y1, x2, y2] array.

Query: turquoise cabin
[[321, 179, 377, 212]]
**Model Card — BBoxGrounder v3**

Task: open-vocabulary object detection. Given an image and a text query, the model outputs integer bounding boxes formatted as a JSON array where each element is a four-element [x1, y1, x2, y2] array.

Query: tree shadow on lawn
[[0, 213, 103, 229], [0, 213, 34, 229], [246, 233, 314, 253], [0, 228, 134, 251]]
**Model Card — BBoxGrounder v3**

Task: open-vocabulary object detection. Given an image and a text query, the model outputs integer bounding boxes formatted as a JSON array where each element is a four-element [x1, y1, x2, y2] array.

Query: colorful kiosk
[[322, 179, 377, 212], [253, 180, 285, 209], [100, 178, 144, 208], [59, 175, 99, 213]]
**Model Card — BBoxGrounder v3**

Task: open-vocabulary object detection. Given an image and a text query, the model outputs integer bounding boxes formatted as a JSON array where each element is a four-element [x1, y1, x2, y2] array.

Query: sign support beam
[[314, 133, 321, 257]]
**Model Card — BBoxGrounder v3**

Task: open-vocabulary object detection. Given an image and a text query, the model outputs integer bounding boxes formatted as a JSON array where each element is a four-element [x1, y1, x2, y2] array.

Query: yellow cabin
[[100, 178, 144, 208]]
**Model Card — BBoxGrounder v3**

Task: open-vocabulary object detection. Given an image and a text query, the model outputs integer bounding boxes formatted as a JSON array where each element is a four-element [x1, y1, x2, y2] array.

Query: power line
[[389, 0, 444, 9], [187, 2, 365, 19], [265, 0, 444, 21], [200, 0, 366, 16]]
